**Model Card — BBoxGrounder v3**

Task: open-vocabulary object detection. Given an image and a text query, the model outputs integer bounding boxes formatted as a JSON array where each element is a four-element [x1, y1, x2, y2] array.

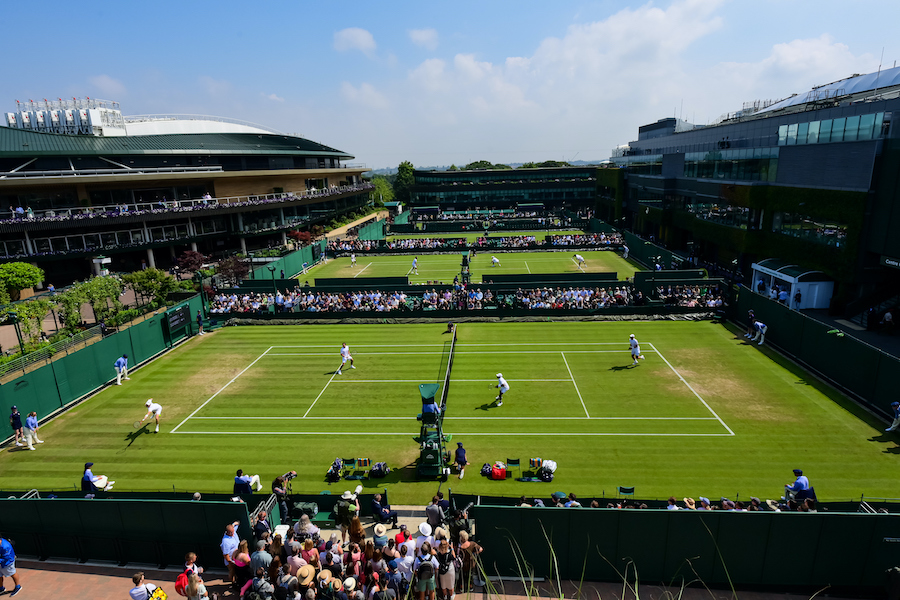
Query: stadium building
[[0, 98, 372, 282], [409, 166, 598, 214], [601, 66, 900, 314]]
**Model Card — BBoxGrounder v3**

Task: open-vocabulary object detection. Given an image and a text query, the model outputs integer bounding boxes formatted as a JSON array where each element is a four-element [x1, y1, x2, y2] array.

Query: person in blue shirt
[[0, 535, 22, 596], [887, 401, 900, 432], [22, 411, 43, 450], [114, 354, 130, 385], [751, 321, 768, 346], [196, 310, 205, 335], [784, 468, 810, 502]]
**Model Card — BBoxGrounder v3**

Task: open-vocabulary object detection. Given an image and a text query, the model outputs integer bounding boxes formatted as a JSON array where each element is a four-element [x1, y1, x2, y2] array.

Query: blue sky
[[3, 0, 900, 169]]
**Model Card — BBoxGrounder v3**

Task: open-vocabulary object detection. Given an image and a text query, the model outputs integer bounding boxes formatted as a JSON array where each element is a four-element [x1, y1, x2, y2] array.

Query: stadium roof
[[756, 65, 900, 116], [0, 126, 353, 159]]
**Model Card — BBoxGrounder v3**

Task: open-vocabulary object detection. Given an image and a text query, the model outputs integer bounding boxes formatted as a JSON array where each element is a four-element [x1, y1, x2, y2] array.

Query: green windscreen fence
[[470, 505, 900, 590], [0, 295, 203, 430], [0, 497, 251, 568], [357, 219, 386, 241], [394, 211, 410, 225], [623, 231, 681, 269], [249, 242, 325, 280]]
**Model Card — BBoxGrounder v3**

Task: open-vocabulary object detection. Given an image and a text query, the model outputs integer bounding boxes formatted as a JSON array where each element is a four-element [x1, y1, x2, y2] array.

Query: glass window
[[797, 122, 809, 144], [844, 115, 860, 141], [832, 117, 846, 142], [101, 233, 117, 247], [807, 121, 820, 144], [819, 119, 833, 143], [117, 231, 132, 245], [6, 240, 25, 256], [778, 125, 787, 145], [875, 112, 885, 137], [858, 114, 875, 140], [34, 238, 51, 253], [67, 236, 85, 251], [786, 123, 798, 145]]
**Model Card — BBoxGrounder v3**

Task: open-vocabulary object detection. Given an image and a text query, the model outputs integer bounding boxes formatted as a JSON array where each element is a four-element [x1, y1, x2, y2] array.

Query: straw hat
[[683, 497, 696, 509], [298, 564, 315, 586], [343, 577, 356, 592], [418, 522, 432, 537], [374, 523, 387, 537]]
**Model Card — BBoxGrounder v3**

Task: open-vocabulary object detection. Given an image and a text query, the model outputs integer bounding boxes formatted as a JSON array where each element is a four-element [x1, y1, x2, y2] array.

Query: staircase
[[850, 292, 900, 328]]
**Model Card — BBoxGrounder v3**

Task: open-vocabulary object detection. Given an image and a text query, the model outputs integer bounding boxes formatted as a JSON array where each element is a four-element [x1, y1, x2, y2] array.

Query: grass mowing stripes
[[1, 321, 897, 503], [304, 250, 637, 285]]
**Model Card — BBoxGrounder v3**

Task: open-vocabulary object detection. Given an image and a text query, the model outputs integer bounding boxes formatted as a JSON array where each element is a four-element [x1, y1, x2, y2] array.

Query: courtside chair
[[617, 486, 635, 499], [506, 458, 521, 478], [342, 458, 357, 478], [356, 458, 372, 478]]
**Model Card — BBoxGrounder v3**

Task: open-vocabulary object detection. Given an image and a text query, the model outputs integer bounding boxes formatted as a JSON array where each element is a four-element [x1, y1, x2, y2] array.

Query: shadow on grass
[[608, 365, 634, 372], [867, 432, 900, 453], [475, 402, 500, 411], [119, 426, 149, 453]]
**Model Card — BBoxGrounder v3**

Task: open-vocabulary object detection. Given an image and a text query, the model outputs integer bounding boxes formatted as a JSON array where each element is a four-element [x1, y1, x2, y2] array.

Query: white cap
[[496, 373, 502, 378], [145, 399, 152, 406], [629, 334, 635, 339]]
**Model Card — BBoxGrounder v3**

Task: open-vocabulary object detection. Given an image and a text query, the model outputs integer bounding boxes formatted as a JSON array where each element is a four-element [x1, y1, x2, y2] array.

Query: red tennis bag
[[491, 461, 506, 480]]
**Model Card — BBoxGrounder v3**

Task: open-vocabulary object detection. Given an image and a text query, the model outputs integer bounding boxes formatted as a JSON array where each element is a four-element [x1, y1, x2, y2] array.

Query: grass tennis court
[[1, 321, 898, 503], [305, 250, 637, 284]]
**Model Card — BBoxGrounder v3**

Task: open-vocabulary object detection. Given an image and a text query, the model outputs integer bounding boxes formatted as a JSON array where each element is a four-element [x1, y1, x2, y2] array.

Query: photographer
[[273, 471, 296, 525], [448, 505, 473, 544]]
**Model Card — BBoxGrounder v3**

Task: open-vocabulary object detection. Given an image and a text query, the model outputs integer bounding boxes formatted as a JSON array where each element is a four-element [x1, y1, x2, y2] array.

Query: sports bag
[[174, 570, 189, 596], [491, 464, 506, 480], [370, 462, 390, 478], [480, 463, 492, 477], [292, 501, 319, 518], [541, 460, 558, 473]]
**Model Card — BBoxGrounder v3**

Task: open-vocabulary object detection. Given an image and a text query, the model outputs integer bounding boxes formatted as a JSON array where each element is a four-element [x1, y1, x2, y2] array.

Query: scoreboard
[[167, 305, 190, 331]]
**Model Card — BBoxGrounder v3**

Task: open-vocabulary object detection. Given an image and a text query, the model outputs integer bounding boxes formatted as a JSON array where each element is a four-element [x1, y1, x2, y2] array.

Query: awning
[[752, 259, 832, 283]]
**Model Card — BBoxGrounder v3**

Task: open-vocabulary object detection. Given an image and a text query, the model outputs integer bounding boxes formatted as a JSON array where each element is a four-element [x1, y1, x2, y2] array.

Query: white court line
[[329, 378, 571, 383], [266, 350, 649, 356], [270, 343, 627, 348], [174, 431, 735, 437], [525, 261, 531, 273], [353, 263, 372, 277], [561, 351, 590, 418], [170, 346, 273, 433], [648, 341, 734, 436], [189, 416, 718, 420], [304, 370, 339, 418]]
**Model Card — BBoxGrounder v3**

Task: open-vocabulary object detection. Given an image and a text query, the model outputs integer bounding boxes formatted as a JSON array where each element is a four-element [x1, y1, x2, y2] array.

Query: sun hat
[[698, 497, 710, 505], [683, 497, 696, 509], [343, 577, 356, 592], [433, 527, 447, 540], [496, 373, 502, 378], [630, 334, 635, 338], [374, 523, 387, 537], [84, 462, 94, 468], [318, 570, 331, 583], [724, 500, 736, 509], [298, 564, 315, 585], [418, 522, 432, 537], [342, 490, 354, 500]]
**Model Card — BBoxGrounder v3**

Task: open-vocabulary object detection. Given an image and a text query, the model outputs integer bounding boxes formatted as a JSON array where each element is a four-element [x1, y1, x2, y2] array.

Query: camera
[[282, 470, 297, 481], [350, 484, 363, 500]]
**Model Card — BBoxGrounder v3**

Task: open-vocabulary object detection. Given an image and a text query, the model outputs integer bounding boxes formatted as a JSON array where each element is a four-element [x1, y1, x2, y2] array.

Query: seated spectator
[[784, 468, 811, 502]]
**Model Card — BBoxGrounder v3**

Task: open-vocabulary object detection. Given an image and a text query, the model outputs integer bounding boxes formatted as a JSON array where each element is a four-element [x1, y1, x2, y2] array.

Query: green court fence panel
[[357, 220, 386, 241], [469, 506, 900, 590], [249, 244, 322, 280], [733, 286, 900, 416], [0, 498, 251, 567], [394, 211, 410, 225], [1, 297, 202, 435]]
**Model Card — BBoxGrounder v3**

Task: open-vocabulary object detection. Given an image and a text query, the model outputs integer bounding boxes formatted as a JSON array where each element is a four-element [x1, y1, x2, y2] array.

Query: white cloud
[[265, 93, 285, 102], [334, 28, 376, 56], [409, 28, 439, 51], [89, 74, 126, 98], [340, 82, 389, 110]]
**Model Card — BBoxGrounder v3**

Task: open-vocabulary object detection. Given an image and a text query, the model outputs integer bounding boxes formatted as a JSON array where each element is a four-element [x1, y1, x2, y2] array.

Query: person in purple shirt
[[22, 411, 43, 450]]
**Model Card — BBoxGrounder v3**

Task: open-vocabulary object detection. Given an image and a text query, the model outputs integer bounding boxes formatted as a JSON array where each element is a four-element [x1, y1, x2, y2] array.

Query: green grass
[[2, 321, 898, 503], [386, 230, 586, 243], [303, 250, 638, 284]]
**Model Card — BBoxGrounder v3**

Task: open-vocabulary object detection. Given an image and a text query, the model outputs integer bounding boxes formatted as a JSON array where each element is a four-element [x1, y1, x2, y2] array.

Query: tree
[[0, 262, 45, 301], [448, 164, 459, 171], [122, 268, 181, 306], [288, 230, 312, 244], [55, 285, 87, 331], [81, 276, 124, 323], [393, 161, 415, 204], [177, 250, 207, 273], [464, 160, 494, 170], [370, 175, 394, 205], [216, 256, 250, 286]]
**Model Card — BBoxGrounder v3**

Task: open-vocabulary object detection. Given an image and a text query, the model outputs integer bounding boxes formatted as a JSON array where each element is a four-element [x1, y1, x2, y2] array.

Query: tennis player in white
[[629, 334, 645, 366], [494, 373, 510, 406], [140, 398, 163, 433], [351, 253, 357, 267], [336, 343, 355, 375], [410, 257, 418, 275], [574, 254, 586, 266], [491, 256, 501, 267]]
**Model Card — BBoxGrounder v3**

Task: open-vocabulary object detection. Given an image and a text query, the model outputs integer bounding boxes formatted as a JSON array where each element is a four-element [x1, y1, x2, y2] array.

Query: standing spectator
[[394, 524, 412, 547], [454, 442, 469, 479], [128, 572, 156, 600], [184, 551, 204, 578], [8, 406, 24, 447], [196, 310, 205, 335], [744, 310, 756, 339], [412, 542, 438, 600], [221, 520, 241, 584], [250, 540, 273, 576], [887, 402, 900, 432], [457, 531, 483, 591], [185, 572, 208, 600], [793, 289, 802, 309], [254, 511, 273, 541], [372, 493, 399, 528], [0, 534, 21, 596], [425, 497, 444, 531], [435, 539, 456, 600], [114, 354, 130, 385]]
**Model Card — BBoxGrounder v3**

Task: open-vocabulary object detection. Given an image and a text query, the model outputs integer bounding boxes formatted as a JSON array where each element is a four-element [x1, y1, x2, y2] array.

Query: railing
[[0, 324, 103, 379], [0, 182, 375, 223], [0, 166, 223, 180]]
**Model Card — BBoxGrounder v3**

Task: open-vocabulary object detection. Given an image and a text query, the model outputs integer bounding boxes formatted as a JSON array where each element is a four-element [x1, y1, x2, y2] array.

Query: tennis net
[[440, 324, 458, 410]]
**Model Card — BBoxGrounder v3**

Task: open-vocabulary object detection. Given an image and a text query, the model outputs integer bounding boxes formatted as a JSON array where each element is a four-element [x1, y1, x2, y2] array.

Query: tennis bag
[[292, 501, 319, 518], [480, 463, 492, 477], [491, 461, 507, 480], [539, 459, 557, 482], [370, 462, 390, 478]]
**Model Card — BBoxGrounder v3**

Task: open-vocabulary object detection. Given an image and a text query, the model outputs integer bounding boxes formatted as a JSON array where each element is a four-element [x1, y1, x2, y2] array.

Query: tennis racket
[[133, 420, 143, 429]]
